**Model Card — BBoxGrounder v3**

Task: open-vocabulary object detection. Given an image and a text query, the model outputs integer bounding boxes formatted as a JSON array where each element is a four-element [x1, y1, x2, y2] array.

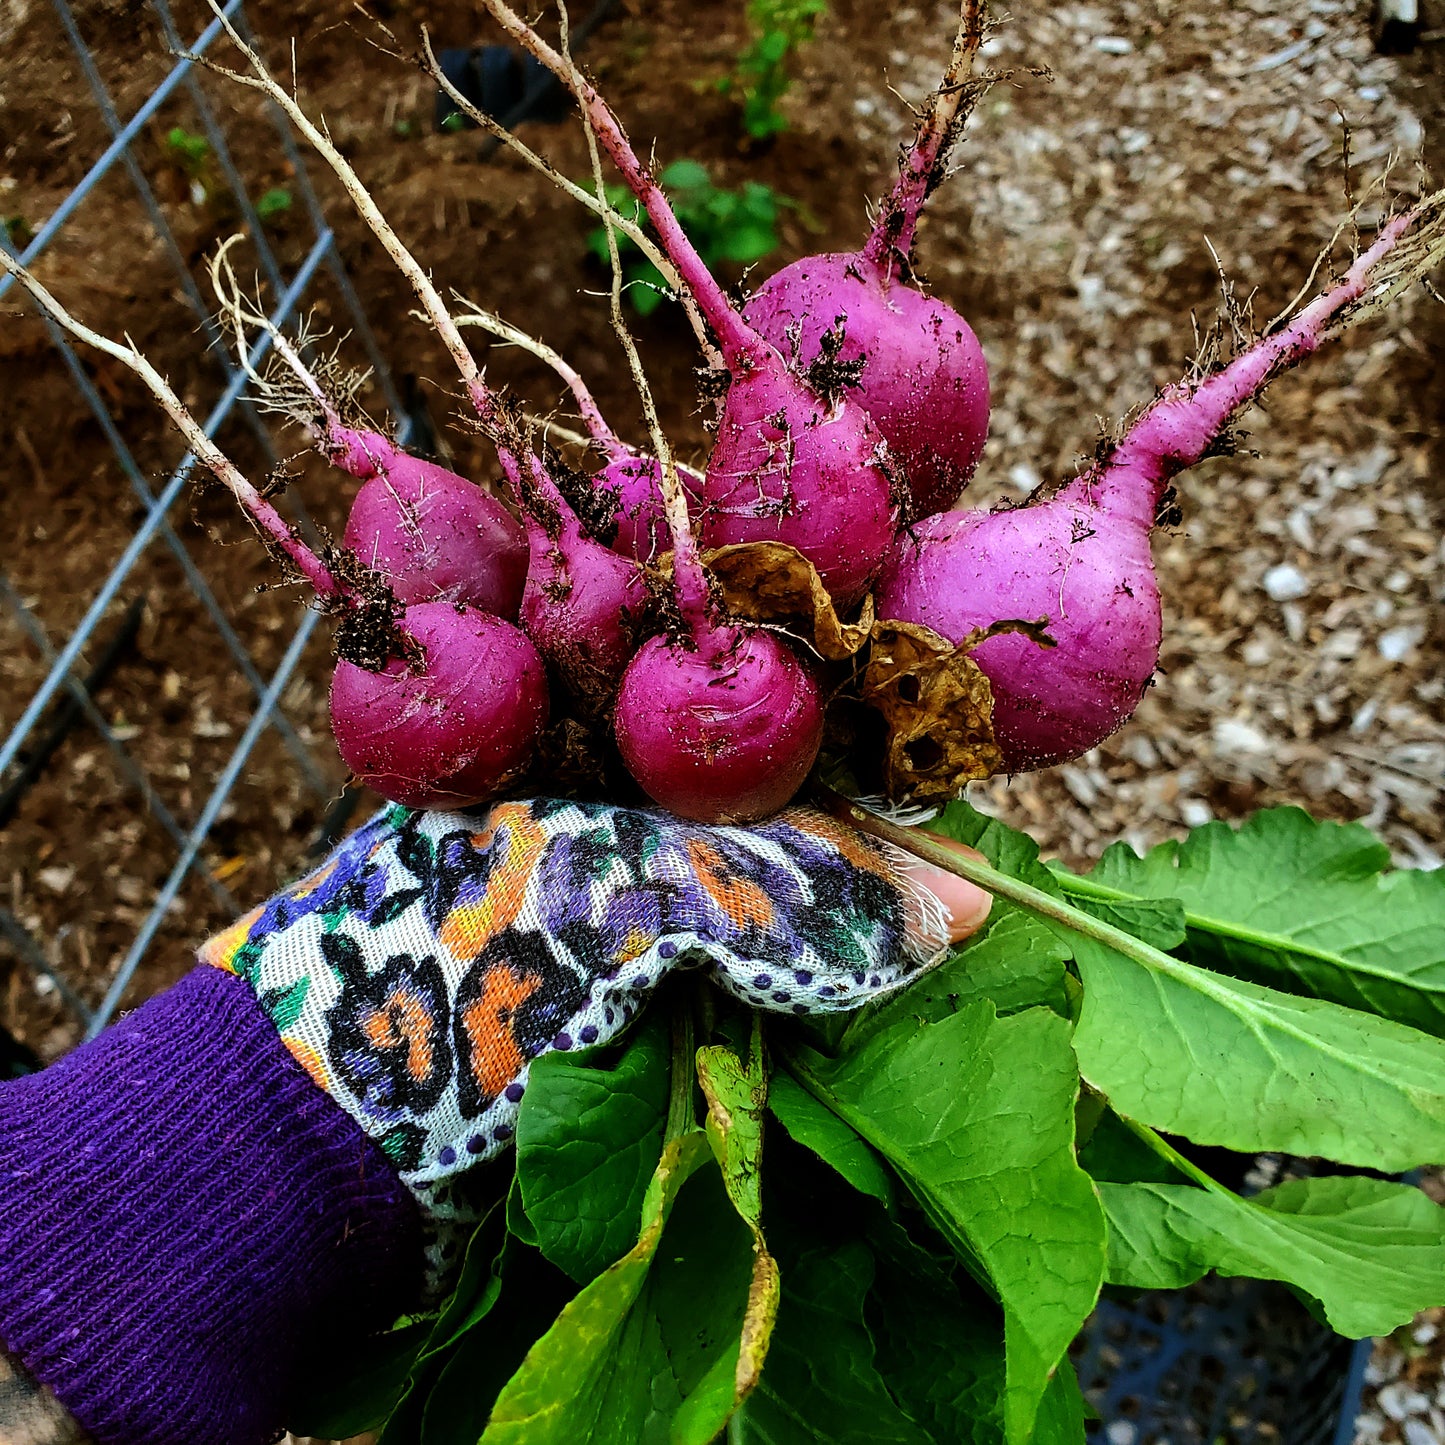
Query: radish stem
[[865, 0, 988, 267], [479, 0, 768, 368], [452, 300, 624, 459], [0, 247, 341, 598], [419, 28, 720, 366], [573, 5, 709, 633], [1086, 189, 1445, 529]]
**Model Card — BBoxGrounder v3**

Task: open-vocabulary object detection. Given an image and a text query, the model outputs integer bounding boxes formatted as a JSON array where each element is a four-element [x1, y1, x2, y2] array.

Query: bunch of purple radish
[[6, 0, 1441, 826]]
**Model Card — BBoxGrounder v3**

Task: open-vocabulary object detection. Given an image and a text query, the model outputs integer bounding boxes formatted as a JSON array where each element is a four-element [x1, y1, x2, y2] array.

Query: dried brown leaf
[[864, 617, 1055, 803], [648, 541, 875, 659], [701, 541, 875, 661]]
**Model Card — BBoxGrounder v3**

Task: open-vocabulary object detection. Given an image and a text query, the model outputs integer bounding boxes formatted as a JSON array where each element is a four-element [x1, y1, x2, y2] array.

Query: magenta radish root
[[575, 92, 827, 826], [10, 2, 1440, 826], [339, 438, 527, 618], [743, 0, 995, 518], [614, 626, 824, 824], [208, 249, 529, 620], [207, 15, 654, 715], [877, 193, 1445, 775], [331, 603, 549, 808]]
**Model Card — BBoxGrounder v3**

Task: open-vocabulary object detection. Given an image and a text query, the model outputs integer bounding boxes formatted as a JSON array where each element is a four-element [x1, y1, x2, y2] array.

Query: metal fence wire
[[0, 3, 1377, 1440], [1, 0, 405, 1041]]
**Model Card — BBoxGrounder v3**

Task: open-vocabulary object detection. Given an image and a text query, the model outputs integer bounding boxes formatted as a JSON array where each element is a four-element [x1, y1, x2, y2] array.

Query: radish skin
[[879, 201, 1439, 771], [742, 1, 992, 517], [335, 429, 528, 617], [330, 602, 548, 808], [744, 255, 990, 517], [614, 625, 825, 824]]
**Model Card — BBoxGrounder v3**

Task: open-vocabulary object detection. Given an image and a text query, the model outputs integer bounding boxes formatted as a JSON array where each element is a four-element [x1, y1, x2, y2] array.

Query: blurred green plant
[[718, 0, 827, 140], [165, 125, 210, 170], [4, 215, 34, 248], [255, 188, 293, 226], [587, 159, 787, 316]]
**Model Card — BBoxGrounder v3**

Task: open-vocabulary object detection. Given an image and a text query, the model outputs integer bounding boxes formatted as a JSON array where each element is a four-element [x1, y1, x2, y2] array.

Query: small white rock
[[1242, 635, 1274, 667], [1094, 35, 1133, 54], [1213, 719, 1271, 755], [1263, 563, 1310, 601], [1379, 1383, 1433, 1422], [1061, 767, 1100, 807], [1402, 1415, 1436, 1445], [1378, 624, 1425, 663], [1414, 1320, 1438, 1345], [1351, 697, 1380, 734], [1105, 1422, 1136, 1445], [1008, 463, 1043, 494], [37, 866, 75, 894], [1180, 799, 1213, 829], [1121, 734, 1160, 769]]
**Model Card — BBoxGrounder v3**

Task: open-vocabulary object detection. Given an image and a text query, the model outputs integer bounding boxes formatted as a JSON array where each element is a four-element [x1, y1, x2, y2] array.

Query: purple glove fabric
[[0, 967, 421, 1445]]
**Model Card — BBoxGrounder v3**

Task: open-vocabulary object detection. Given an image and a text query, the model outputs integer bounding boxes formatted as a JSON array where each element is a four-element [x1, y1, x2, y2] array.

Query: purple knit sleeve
[[0, 966, 423, 1445]]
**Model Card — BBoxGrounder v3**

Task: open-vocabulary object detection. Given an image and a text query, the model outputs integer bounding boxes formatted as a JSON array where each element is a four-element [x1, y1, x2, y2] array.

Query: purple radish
[[330, 601, 548, 809], [698, 360, 901, 609], [481, 0, 900, 608], [614, 622, 824, 824], [600, 453, 706, 565], [877, 498, 1158, 772], [513, 445, 651, 710], [611, 433, 826, 827], [581, 163, 827, 824], [602, 453, 670, 562], [743, 257, 989, 519], [742, 2, 992, 518], [877, 205, 1433, 771], [0, 247, 549, 813], [337, 429, 527, 618]]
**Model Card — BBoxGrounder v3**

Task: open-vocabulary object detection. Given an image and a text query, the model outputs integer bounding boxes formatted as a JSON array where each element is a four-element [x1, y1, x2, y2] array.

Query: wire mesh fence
[[0, 0, 402, 1045]]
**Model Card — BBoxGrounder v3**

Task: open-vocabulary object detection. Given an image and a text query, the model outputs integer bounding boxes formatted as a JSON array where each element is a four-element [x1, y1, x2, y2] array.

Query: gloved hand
[[0, 798, 990, 1445]]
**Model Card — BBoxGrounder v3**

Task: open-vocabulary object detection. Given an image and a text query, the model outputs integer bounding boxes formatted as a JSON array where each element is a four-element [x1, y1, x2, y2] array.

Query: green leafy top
[[1066, 807, 1445, 1033], [290, 803, 1445, 1445]]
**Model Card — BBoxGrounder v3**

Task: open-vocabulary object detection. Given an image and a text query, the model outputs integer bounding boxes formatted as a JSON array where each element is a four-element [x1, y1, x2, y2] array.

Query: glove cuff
[[0, 966, 422, 1445]]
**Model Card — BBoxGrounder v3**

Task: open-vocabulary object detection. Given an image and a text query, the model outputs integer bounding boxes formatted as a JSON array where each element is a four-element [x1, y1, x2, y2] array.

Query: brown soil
[[1, 0, 1442, 1070]]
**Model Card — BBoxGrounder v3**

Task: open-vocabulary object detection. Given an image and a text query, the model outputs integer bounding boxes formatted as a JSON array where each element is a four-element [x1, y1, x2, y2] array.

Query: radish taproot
[[878, 198, 1444, 771], [742, 0, 993, 517]]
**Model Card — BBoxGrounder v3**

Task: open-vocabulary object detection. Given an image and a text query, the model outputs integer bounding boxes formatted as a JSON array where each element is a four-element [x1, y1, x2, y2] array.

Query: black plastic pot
[[1075, 1274, 1371, 1445]]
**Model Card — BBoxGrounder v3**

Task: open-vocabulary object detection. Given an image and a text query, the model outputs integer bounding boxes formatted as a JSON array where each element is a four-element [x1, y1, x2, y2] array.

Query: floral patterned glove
[[199, 797, 978, 1287]]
